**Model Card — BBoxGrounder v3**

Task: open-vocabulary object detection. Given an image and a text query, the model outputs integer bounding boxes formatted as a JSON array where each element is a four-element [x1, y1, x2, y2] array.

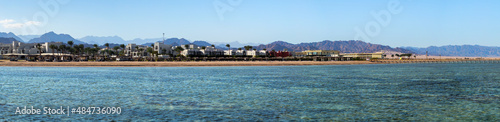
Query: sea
[[1, 63, 499, 121]]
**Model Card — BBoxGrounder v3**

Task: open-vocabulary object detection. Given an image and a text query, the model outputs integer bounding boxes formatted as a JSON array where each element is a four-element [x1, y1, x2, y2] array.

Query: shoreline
[[1, 59, 499, 67], [0, 61, 381, 67]]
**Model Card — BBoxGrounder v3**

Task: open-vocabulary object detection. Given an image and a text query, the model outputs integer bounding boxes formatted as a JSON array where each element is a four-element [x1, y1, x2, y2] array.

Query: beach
[[0, 60, 380, 67]]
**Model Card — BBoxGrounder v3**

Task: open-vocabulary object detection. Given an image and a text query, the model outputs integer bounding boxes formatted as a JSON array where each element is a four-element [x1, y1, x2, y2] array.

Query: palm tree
[[49, 45, 56, 57], [120, 44, 125, 56], [93, 44, 99, 60], [174, 46, 184, 57], [263, 48, 267, 57], [67, 41, 74, 47], [161, 48, 167, 55], [226, 44, 230, 56], [56, 46, 62, 57], [244, 45, 252, 50], [113, 46, 120, 56], [146, 47, 154, 58], [36, 43, 42, 61], [138, 48, 144, 57], [104, 43, 110, 49], [59, 45, 66, 54]]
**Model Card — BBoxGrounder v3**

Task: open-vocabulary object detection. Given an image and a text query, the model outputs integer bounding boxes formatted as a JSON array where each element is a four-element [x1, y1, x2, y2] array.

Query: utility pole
[[163, 33, 165, 42]]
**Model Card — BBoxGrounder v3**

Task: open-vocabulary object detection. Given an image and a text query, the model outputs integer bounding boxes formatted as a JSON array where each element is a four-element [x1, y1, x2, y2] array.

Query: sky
[[0, 0, 499, 47]]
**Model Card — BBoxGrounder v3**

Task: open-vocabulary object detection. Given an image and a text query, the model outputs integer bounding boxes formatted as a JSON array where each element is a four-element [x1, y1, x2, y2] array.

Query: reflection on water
[[1, 63, 499, 121]]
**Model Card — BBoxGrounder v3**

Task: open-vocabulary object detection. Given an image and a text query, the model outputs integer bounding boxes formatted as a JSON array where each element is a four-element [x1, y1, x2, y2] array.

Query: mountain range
[[1, 31, 499, 57], [0, 37, 19, 44], [254, 40, 414, 53], [28, 32, 86, 44], [402, 45, 500, 57], [0, 32, 24, 42]]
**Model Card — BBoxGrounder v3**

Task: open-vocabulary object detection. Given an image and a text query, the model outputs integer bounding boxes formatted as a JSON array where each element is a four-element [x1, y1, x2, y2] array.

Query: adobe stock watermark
[[354, 0, 405, 42], [213, 0, 243, 21], [20, 0, 71, 35]]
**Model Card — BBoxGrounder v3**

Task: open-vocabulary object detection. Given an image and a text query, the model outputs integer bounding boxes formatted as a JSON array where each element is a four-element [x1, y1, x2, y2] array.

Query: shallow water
[[1, 63, 499, 121]]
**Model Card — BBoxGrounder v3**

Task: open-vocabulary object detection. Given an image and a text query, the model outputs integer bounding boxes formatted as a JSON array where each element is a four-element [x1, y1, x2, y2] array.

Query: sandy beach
[[0, 60, 380, 67]]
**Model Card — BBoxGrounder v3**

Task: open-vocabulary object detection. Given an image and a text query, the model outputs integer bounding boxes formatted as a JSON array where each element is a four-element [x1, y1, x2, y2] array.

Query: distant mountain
[[28, 32, 86, 44], [254, 40, 413, 53], [0, 37, 19, 44], [162, 38, 191, 45], [18, 35, 40, 42], [127, 38, 162, 45], [192, 41, 212, 47], [402, 45, 500, 57], [0, 32, 24, 42], [79, 36, 126, 45]]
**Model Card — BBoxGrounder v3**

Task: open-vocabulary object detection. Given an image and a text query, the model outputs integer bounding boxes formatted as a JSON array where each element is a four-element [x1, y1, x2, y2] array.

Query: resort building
[[303, 50, 340, 56], [235, 50, 246, 56], [154, 42, 173, 55], [181, 48, 203, 56], [200, 46, 224, 56], [292, 52, 307, 57], [342, 53, 384, 60], [224, 50, 236, 56], [269, 50, 291, 57], [0, 41, 65, 59], [125, 44, 149, 57], [246, 50, 267, 57]]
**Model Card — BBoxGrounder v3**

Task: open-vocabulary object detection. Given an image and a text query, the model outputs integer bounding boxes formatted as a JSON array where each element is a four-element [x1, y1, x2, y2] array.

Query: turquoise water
[[1, 64, 500, 121]]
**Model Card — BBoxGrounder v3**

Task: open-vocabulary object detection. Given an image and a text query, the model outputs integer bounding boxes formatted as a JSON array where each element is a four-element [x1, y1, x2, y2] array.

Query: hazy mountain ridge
[[28, 32, 87, 44], [0, 32, 24, 42], [0, 37, 19, 44], [402, 45, 500, 57], [79, 36, 126, 45]]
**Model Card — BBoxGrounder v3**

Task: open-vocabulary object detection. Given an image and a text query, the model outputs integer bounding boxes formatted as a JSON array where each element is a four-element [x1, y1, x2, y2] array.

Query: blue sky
[[0, 0, 499, 47]]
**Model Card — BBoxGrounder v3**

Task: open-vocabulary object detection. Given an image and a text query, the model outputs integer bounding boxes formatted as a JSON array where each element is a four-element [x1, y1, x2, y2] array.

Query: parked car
[[10, 59, 18, 61]]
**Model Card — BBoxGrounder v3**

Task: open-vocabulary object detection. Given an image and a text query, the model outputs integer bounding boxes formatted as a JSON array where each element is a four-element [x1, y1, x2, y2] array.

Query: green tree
[[146, 47, 154, 58], [113, 46, 120, 56], [174, 46, 184, 57], [184, 44, 189, 49], [244, 45, 252, 50], [201, 46, 206, 50], [104, 43, 110, 49], [49, 45, 56, 57], [67, 41, 74, 48], [36, 43, 42, 61], [120, 44, 125, 56]]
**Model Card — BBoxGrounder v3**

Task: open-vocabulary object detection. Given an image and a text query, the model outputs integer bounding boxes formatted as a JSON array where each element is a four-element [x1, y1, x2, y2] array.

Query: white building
[[246, 50, 267, 57], [224, 50, 236, 56], [235, 50, 246, 56], [154, 42, 173, 55], [125, 44, 149, 58], [201, 46, 224, 56]]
